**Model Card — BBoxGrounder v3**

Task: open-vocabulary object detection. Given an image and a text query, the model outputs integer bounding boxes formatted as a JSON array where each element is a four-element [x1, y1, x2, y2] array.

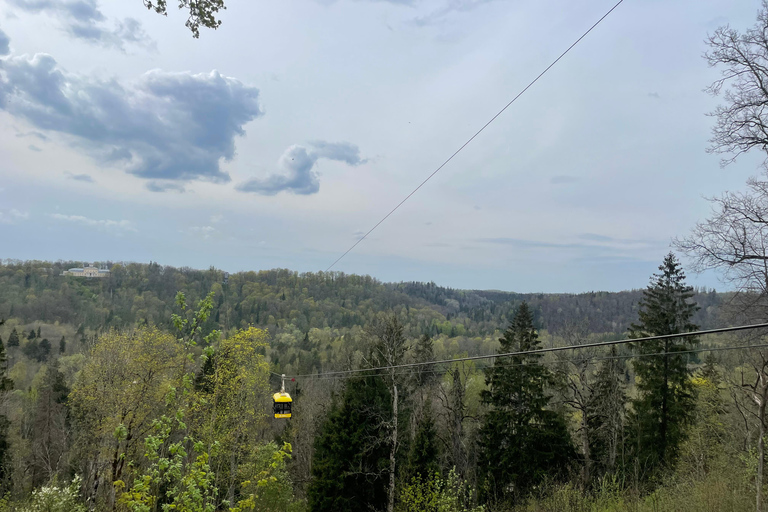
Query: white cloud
[[0, 209, 29, 224], [188, 225, 216, 239], [50, 213, 135, 231]]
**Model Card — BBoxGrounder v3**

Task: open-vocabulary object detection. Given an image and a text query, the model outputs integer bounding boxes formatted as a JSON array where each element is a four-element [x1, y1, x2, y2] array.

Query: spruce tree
[[7, 329, 18, 348], [477, 302, 575, 505], [628, 252, 699, 471], [308, 374, 390, 512], [59, 336, 66, 354], [404, 399, 439, 481], [38, 339, 51, 362]]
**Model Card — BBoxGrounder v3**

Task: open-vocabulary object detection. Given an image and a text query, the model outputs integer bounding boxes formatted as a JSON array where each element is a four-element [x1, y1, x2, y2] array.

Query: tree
[[7, 329, 18, 348], [38, 339, 51, 361], [627, 253, 699, 474], [368, 314, 408, 512], [69, 328, 185, 509], [477, 302, 575, 505], [0, 334, 12, 488], [191, 327, 271, 503], [588, 346, 626, 479], [704, 2, 768, 168], [143, 0, 225, 38], [675, 175, 768, 510], [59, 336, 66, 354], [308, 375, 390, 512], [30, 360, 70, 487], [559, 321, 598, 488], [404, 399, 439, 482]]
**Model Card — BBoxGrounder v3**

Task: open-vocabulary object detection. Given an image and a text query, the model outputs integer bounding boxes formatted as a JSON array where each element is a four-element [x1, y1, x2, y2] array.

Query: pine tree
[[477, 302, 575, 505], [308, 374, 390, 512], [7, 329, 18, 348], [59, 336, 66, 354], [628, 252, 699, 472]]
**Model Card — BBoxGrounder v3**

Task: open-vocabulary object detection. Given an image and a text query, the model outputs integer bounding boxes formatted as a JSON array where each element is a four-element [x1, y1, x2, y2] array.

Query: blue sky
[[0, 0, 764, 292]]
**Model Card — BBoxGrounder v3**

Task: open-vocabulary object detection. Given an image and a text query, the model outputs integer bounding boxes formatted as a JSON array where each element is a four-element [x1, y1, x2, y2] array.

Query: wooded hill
[[0, 259, 723, 339]]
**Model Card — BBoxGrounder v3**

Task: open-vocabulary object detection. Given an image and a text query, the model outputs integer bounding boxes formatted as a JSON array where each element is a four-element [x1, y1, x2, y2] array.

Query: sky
[[0, 0, 765, 293]]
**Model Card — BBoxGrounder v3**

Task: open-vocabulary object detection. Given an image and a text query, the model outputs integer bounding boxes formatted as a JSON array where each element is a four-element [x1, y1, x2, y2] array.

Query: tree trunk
[[758, 397, 766, 512], [581, 409, 591, 488], [388, 381, 398, 512], [661, 340, 669, 465]]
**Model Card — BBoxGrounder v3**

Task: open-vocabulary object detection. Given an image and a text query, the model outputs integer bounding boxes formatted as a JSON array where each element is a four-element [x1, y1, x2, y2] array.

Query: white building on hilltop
[[61, 264, 110, 278]]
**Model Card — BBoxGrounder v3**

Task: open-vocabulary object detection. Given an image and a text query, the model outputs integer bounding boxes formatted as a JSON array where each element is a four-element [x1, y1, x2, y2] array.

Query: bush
[[22, 476, 86, 512]]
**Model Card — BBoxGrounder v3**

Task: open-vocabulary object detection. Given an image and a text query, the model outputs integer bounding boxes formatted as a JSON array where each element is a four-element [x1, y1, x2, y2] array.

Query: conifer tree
[[7, 329, 18, 348], [308, 374, 390, 512], [477, 302, 575, 505], [628, 253, 699, 471], [59, 336, 66, 354], [0, 333, 12, 488], [405, 399, 439, 481]]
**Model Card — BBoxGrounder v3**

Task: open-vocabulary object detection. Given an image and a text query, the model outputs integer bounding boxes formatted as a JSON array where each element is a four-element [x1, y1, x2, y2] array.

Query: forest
[[0, 251, 764, 512]]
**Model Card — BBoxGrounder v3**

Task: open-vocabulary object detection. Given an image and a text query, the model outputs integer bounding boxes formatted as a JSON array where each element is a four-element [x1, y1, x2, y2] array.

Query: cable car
[[273, 374, 292, 419]]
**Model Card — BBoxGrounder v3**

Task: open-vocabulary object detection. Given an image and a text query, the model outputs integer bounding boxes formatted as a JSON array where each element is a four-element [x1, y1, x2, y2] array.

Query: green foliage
[[308, 375, 391, 512], [478, 303, 576, 505], [231, 442, 303, 512], [405, 400, 439, 481], [628, 253, 699, 472], [7, 329, 18, 348], [118, 411, 219, 512], [397, 470, 485, 512]]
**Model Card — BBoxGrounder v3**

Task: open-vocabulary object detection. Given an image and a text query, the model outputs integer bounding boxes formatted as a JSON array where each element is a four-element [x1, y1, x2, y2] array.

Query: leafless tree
[[705, 1, 768, 168], [676, 175, 768, 511], [367, 314, 407, 512], [557, 322, 598, 489]]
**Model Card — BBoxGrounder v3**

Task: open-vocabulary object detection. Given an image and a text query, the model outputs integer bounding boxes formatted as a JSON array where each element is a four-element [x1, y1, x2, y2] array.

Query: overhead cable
[[285, 322, 768, 379], [325, 0, 626, 272]]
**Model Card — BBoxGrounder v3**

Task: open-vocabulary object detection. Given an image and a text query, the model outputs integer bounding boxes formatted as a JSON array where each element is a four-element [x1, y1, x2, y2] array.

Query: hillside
[[0, 260, 723, 340]]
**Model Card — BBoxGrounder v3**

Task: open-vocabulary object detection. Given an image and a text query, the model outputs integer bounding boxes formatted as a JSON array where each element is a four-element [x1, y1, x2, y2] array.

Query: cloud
[[648, 92, 660, 99], [51, 212, 135, 231], [0, 28, 9, 56], [0, 53, 264, 184], [28, 144, 42, 152], [578, 233, 614, 243], [188, 225, 216, 239], [16, 130, 49, 141], [64, 171, 94, 182], [7, 0, 152, 50], [550, 175, 580, 185], [146, 181, 186, 193], [413, 0, 497, 27], [236, 141, 365, 195], [210, 214, 224, 224], [0, 209, 29, 224]]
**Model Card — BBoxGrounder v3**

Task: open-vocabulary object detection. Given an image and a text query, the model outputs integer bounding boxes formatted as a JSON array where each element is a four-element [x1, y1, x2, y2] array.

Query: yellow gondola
[[273, 374, 292, 419]]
